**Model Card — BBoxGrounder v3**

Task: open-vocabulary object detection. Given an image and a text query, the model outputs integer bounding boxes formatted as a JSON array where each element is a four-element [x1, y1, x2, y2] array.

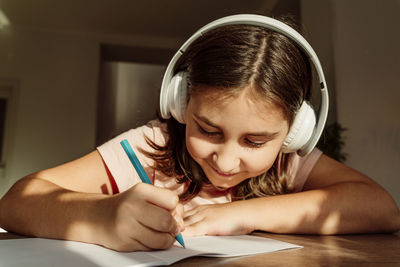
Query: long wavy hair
[[143, 16, 312, 201]]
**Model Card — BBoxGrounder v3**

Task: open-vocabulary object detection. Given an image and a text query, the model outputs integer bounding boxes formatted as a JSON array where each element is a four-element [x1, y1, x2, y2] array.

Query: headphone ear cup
[[161, 71, 188, 124], [281, 101, 316, 154]]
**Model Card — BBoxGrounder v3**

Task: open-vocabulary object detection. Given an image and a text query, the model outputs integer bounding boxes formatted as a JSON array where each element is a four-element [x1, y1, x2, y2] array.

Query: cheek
[[243, 150, 277, 174], [185, 123, 214, 160], [185, 120, 220, 161], [242, 141, 283, 175], [186, 135, 214, 160]]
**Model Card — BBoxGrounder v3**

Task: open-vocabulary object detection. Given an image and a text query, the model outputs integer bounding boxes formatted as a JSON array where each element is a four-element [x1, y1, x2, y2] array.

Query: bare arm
[[0, 151, 183, 251], [183, 154, 400, 236]]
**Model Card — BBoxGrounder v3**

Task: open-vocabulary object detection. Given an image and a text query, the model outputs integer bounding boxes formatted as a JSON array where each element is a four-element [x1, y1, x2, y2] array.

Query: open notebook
[[0, 235, 301, 267]]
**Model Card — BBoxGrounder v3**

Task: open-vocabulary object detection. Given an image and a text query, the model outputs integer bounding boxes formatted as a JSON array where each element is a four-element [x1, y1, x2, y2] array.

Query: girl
[[0, 14, 399, 252]]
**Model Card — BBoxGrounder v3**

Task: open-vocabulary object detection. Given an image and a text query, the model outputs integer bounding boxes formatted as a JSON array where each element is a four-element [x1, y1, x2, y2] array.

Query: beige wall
[[302, 0, 400, 206], [0, 27, 181, 197], [97, 62, 166, 144], [332, 0, 400, 206], [0, 29, 99, 195]]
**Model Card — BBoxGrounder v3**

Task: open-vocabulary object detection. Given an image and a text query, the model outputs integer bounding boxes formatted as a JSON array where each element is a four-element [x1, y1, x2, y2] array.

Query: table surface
[[1, 231, 399, 266]]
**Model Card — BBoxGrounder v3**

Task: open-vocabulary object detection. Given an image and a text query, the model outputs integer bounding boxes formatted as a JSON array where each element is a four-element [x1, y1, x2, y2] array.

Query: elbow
[[393, 214, 400, 233], [379, 187, 400, 233], [368, 193, 400, 234], [0, 176, 36, 219], [383, 206, 400, 233], [0, 175, 43, 231], [360, 180, 400, 234], [0, 177, 22, 223], [318, 182, 400, 235], [368, 187, 400, 234]]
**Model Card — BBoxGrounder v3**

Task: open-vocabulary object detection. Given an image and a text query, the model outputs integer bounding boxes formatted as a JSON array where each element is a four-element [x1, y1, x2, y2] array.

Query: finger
[[108, 238, 150, 252], [182, 223, 206, 237], [135, 201, 179, 234], [174, 203, 184, 218], [183, 212, 204, 227], [133, 183, 179, 211], [172, 203, 185, 231], [183, 207, 198, 219], [128, 219, 177, 250], [136, 229, 176, 250]]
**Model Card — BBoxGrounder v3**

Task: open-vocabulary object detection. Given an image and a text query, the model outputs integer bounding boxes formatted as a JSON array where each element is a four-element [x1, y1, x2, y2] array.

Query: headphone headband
[[160, 14, 329, 156]]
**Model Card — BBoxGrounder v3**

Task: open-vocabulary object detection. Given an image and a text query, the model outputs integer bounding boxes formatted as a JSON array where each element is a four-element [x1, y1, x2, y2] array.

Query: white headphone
[[160, 14, 329, 156]]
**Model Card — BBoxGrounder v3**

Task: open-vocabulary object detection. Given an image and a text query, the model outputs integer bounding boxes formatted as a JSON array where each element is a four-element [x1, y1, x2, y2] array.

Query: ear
[[281, 101, 316, 154], [162, 71, 188, 124]]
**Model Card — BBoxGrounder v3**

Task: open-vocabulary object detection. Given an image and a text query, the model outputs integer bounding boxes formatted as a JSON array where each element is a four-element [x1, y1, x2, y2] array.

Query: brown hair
[[144, 16, 312, 201]]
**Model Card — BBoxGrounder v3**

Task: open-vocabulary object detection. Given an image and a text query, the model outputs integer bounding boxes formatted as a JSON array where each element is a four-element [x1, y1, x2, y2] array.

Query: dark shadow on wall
[[96, 45, 175, 146], [317, 122, 347, 162]]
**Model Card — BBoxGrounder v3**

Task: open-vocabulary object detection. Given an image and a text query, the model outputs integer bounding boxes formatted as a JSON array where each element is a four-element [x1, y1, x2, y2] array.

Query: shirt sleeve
[[96, 122, 159, 193], [289, 148, 323, 192]]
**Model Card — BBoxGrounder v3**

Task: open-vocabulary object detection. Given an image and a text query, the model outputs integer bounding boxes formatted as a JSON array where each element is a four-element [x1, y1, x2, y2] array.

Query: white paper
[[0, 235, 302, 267]]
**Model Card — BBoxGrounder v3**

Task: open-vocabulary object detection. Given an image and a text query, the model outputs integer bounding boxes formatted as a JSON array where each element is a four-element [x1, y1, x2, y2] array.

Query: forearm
[[0, 176, 108, 244], [241, 181, 400, 234]]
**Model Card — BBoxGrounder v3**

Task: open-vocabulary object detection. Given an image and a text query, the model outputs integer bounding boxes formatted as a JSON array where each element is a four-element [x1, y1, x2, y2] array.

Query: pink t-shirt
[[97, 120, 322, 211]]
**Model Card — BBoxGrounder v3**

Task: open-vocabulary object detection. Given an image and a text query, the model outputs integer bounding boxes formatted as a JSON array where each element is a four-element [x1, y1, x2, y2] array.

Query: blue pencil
[[120, 139, 185, 248]]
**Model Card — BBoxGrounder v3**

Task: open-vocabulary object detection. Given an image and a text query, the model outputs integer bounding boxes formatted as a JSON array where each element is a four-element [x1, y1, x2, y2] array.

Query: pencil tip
[[176, 234, 185, 248]]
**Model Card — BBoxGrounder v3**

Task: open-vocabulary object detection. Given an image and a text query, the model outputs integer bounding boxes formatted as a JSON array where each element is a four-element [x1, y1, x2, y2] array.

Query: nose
[[212, 142, 240, 174]]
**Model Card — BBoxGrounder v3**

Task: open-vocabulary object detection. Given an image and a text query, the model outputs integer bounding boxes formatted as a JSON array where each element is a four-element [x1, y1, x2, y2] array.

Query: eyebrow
[[193, 114, 281, 138]]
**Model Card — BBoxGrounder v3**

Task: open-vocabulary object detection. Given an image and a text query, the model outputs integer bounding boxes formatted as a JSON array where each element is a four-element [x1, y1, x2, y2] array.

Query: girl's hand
[[182, 202, 254, 237], [97, 183, 184, 251]]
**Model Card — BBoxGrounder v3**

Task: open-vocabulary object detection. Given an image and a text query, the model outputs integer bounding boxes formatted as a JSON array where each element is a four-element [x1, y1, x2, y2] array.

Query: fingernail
[[173, 213, 180, 222], [174, 227, 180, 236]]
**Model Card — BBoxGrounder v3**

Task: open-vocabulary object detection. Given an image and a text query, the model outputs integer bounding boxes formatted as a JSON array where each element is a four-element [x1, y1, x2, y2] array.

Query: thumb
[[172, 203, 185, 232]]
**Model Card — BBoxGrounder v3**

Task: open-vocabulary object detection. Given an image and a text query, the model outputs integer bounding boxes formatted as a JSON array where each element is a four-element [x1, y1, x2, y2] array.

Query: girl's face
[[185, 86, 289, 190]]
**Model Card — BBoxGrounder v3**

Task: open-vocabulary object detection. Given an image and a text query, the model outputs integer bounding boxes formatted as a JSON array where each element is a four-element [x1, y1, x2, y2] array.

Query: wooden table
[[172, 232, 400, 266], [1, 231, 399, 266]]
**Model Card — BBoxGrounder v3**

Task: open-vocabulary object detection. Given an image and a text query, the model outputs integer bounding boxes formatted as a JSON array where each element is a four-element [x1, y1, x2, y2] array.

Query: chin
[[208, 176, 241, 190], [214, 185, 230, 191]]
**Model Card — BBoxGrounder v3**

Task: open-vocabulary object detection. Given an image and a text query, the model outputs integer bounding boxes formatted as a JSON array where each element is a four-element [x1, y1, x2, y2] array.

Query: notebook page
[[148, 235, 302, 264], [0, 238, 164, 267], [0, 235, 301, 267]]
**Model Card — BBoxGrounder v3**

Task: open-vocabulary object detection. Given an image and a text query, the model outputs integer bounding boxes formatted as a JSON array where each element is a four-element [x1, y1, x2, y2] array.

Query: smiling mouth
[[211, 166, 237, 177]]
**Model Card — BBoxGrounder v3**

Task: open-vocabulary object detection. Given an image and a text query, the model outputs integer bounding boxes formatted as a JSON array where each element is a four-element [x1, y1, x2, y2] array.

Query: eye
[[244, 138, 267, 148], [197, 124, 221, 137]]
